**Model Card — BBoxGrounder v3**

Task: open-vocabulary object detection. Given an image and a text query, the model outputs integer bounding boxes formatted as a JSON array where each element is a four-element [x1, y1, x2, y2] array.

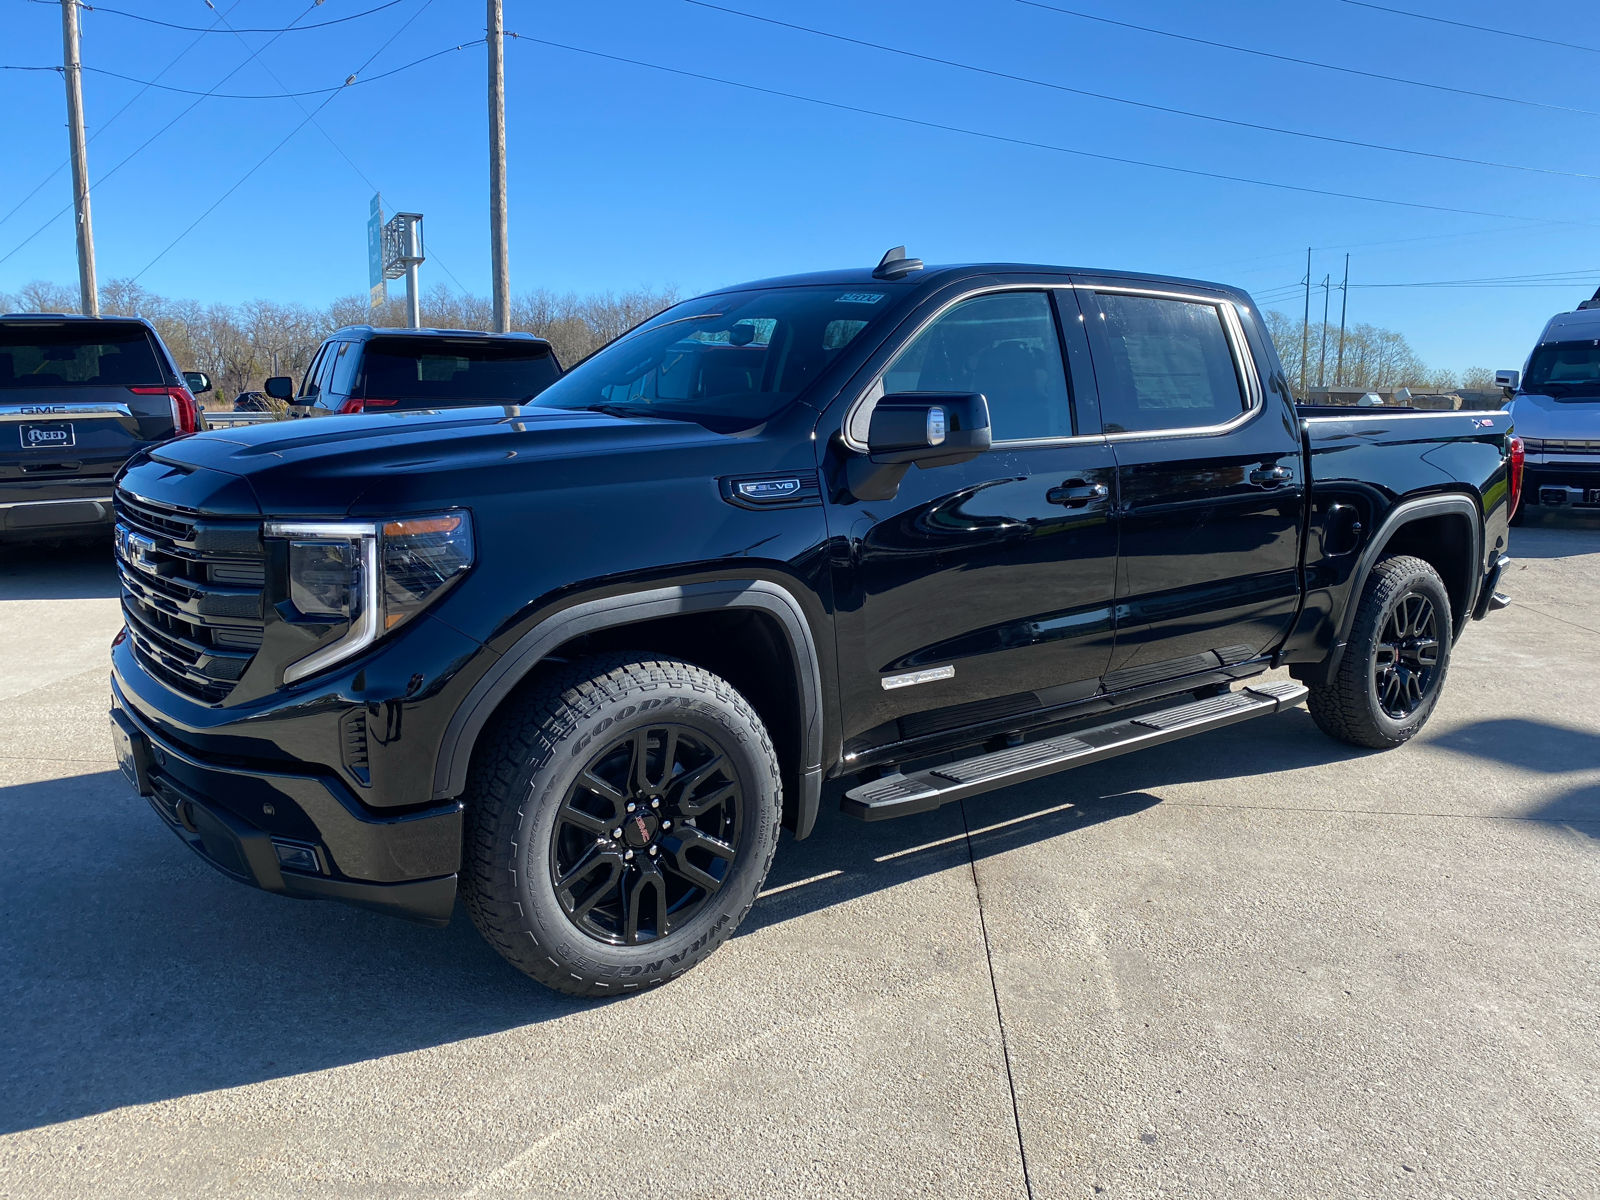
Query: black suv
[[2, 313, 207, 544], [267, 326, 560, 416], [108, 254, 1515, 997]]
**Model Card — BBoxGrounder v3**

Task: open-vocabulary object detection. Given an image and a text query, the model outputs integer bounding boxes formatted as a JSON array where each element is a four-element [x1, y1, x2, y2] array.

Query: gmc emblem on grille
[[114, 524, 161, 576]]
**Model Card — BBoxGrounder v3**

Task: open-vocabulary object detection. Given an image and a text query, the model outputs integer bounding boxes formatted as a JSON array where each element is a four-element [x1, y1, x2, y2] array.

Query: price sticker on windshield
[[836, 293, 886, 304]]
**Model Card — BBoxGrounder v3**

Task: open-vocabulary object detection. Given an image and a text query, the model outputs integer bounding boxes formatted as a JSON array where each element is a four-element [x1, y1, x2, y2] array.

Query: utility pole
[[487, 0, 510, 332], [1318, 274, 1332, 390], [61, 0, 98, 316], [1336, 253, 1350, 387], [1300, 247, 1311, 396]]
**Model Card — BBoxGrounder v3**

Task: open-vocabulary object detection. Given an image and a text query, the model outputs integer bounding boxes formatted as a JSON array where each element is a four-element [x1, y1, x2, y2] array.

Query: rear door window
[[360, 337, 559, 407], [329, 340, 361, 396], [1082, 293, 1246, 433], [0, 322, 164, 389]]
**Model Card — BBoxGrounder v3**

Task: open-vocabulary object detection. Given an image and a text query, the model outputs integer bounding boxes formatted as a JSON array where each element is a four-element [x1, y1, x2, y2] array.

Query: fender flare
[[1322, 492, 1482, 678], [433, 579, 826, 838]]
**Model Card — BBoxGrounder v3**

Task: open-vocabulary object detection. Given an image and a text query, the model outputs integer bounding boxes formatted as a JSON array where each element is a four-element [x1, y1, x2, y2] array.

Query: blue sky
[[3, 0, 1598, 374]]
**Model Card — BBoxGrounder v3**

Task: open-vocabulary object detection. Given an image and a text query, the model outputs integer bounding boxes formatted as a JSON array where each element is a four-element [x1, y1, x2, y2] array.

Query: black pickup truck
[[108, 253, 1519, 996]]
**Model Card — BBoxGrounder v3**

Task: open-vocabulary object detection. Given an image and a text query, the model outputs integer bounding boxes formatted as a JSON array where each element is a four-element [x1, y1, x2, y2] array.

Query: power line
[[505, 33, 1598, 229], [67, 43, 478, 99], [0, 1, 328, 268], [0, 0, 249, 232], [205, 3, 474, 295], [49, 0, 411, 36], [678, 0, 1598, 183], [1337, 1, 1600, 55], [129, 0, 439, 283], [1014, 0, 1600, 120]]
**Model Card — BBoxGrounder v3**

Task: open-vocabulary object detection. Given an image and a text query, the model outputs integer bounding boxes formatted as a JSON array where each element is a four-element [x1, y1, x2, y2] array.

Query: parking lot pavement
[[1, 516, 1596, 1199]]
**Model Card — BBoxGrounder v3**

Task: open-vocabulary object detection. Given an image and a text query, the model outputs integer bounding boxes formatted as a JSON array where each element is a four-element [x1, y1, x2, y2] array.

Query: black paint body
[[107, 264, 1514, 924]]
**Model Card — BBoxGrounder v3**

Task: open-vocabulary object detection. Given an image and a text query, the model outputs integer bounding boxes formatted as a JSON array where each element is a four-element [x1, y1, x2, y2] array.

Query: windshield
[[1524, 339, 1600, 400], [360, 337, 559, 407], [528, 285, 898, 431], [0, 322, 163, 389]]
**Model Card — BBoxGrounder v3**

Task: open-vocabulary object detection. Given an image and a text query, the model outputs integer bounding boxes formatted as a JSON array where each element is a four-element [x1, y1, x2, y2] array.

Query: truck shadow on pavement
[[5, 709, 1591, 1134], [0, 539, 118, 601], [1425, 716, 1600, 836]]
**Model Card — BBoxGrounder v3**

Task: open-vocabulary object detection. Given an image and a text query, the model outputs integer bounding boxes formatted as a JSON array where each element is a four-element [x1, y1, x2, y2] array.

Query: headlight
[[266, 510, 474, 684]]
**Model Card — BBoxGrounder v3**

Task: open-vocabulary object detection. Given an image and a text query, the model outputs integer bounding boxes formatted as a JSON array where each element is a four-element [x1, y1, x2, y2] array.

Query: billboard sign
[[367, 194, 387, 308]]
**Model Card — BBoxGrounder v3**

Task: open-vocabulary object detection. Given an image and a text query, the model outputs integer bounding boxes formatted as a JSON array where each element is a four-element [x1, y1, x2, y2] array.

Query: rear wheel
[[460, 654, 781, 996], [1307, 555, 1452, 749]]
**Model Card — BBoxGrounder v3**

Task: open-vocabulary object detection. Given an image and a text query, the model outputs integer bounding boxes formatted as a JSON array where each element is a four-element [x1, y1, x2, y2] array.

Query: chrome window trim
[[842, 283, 1073, 452], [1084, 284, 1263, 444], [841, 281, 1261, 451]]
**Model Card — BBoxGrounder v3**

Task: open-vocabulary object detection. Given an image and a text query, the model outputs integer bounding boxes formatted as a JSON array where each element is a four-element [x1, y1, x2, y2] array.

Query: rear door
[[1074, 280, 1304, 681], [0, 319, 177, 487]]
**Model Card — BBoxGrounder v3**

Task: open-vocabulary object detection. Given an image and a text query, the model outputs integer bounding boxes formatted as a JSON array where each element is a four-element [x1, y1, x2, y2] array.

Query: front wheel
[[1307, 555, 1452, 749], [460, 654, 782, 996]]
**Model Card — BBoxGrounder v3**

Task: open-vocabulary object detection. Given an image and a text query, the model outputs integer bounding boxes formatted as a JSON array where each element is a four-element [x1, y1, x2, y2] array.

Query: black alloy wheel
[[1306, 554, 1453, 750], [460, 653, 781, 996], [1372, 591, 1441, 719], [551, 725, 742, 946]]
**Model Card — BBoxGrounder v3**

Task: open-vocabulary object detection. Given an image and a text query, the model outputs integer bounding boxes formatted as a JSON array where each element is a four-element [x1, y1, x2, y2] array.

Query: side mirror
[[1495, 369, 1519, 393], [183, 370, 212, 395], [847, 392, 992, 501], [264, 376, 295, 401]]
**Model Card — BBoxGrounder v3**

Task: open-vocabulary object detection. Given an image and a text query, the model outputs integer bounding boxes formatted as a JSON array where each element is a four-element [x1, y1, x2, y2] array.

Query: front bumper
[[111, 678, 461, 926], [1522, 461, 1600, 507]]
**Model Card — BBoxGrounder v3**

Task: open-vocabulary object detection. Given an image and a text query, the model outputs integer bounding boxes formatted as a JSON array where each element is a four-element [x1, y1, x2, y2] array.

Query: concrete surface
[[0, 515, 1595, 1199]]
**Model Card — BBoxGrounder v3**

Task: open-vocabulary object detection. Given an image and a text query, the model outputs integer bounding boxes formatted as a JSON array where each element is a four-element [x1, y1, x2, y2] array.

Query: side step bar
[[841, 681, 1309, 822]]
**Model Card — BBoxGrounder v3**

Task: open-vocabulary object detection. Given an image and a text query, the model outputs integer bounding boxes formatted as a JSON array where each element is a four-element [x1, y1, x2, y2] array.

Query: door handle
[[1250, 464, 1295, 487], [1046, 481, 1109, 507]]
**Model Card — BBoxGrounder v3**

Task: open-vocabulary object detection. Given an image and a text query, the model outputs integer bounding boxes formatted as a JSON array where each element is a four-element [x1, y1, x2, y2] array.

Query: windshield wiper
[[582, 402, 694, 422]]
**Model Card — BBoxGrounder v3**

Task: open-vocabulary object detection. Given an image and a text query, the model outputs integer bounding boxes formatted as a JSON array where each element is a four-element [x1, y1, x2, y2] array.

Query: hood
[[150, 405, 729, 515], [1507, 393, 1600, 440]]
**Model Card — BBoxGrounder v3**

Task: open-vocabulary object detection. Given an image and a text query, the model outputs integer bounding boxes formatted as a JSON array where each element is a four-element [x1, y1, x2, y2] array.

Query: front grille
[[115, 489, 264, 703], [1522, 438, 1600, 455]]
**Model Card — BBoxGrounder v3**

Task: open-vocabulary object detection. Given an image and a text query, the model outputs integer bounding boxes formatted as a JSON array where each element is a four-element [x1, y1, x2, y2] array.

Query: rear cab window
[[1081, 292, 1248, 433], [0, 322, 165, 389], [359, 337, 559, 408]]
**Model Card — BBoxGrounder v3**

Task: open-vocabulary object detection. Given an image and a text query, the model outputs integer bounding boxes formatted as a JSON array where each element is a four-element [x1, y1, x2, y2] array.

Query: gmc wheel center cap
[[623, 812, 659, 848]]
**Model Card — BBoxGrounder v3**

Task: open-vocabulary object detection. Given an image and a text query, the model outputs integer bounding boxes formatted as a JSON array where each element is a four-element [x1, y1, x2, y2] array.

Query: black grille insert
[[116, 489, 263, 703]]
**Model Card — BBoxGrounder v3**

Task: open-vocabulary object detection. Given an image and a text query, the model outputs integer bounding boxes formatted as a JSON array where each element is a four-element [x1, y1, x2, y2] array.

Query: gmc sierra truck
[[107, 252, 1519, 996]]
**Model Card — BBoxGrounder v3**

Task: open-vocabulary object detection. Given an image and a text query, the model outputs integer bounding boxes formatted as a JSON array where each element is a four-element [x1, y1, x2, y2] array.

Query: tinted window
[[0, 322, 163, 389], [329, 340, 361, 395], [530, 285, 897, 432], [360, 337, 559, 407], [299, 344, 328, 398], [880, 291, 1072, 440], [1525, 339, 1600, 399], [1086, 294, 1245, 433]]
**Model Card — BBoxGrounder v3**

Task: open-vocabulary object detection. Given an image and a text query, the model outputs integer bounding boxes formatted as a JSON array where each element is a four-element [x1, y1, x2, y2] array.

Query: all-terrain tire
[[459, 653, 782, 997], [1306, 555, 1452, 750]]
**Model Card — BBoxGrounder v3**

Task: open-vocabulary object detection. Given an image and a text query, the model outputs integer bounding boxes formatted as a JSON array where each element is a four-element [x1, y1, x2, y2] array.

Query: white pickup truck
[[1499, 288, 1600, 523]]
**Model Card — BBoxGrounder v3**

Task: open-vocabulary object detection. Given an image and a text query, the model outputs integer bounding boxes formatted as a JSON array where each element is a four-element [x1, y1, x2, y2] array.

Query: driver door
[[828, 287, 1119, 761]]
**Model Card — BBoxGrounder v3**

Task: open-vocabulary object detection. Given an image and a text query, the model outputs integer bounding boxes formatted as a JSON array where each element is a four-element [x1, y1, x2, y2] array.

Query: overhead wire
[[503, 33, 1598, 229], [678, 0, 1597, 182], [1013, 1, 1600, 120], [64, 43, 478, 99], [204, 2, 473, 294], [1337, 1, 1600, 56], [129, 0, 439, 283], [31, 0, 413, 36], [0, 0, 248, 232], [0, 0, 328, 267]]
